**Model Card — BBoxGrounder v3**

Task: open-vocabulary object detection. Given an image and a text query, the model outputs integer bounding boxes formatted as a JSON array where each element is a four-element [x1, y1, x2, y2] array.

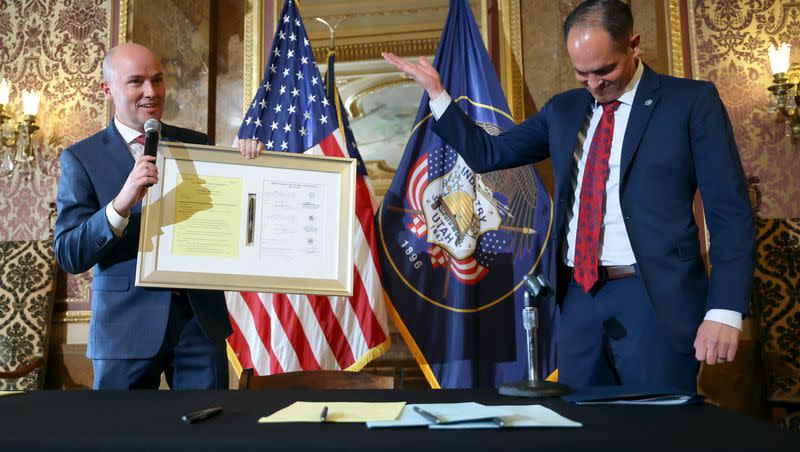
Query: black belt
[[602, 265, 636, 280], [570, 264, 636, 282]]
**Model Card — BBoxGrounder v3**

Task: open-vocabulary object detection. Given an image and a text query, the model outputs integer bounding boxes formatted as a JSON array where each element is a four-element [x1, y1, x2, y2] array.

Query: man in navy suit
[[383, 0, 754, 391], [54, 43, 232, 389]]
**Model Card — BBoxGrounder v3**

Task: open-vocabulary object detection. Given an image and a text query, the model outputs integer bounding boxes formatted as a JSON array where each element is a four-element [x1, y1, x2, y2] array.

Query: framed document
[[136, 142, 356, 296]]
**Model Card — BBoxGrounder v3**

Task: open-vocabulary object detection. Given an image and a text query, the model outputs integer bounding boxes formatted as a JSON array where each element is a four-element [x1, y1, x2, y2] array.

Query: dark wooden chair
[[0, 357, 43, 379], [238, 368, 398, 390], [751, 216, 800, 431], [0, 239, 57, 390]]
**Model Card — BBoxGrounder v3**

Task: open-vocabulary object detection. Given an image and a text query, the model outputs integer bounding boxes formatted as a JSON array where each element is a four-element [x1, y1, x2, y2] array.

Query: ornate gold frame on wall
[[243, 0, 524, 121], [239, 0, 526, 202]]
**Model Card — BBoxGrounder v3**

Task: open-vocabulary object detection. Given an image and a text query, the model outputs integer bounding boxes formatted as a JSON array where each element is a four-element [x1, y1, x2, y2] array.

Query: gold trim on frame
[[243, 0, 265, 117], [667, 0, 685, 78], [497, 0, 524, 123], [54, 311, 92, 324], [686, 0, 700, 80], [118, 0, 129, 44], [347, 78, 417, 118]]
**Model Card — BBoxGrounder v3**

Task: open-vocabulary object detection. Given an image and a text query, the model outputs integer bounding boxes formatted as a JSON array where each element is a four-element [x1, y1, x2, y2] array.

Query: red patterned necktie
[[133, 134, 146, 146], [574, 100, 621, 293]]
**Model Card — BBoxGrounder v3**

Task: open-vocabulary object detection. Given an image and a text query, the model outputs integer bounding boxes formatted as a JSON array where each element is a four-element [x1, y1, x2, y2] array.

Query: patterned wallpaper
[[0, 0, 112, 308], [693, 0, 800, 218]]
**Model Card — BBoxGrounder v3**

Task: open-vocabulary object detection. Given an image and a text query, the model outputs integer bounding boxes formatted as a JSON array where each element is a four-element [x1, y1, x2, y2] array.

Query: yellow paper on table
[[0, 391, 23, 397], [259, 401, 406, 423]]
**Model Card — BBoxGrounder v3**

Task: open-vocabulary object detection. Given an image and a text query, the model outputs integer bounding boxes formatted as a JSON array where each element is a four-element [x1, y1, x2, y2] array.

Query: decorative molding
[[243, 0, 265, 117], [312, 37, 439, 63], [347, 78, 416, 118], [668, 0, 684, 78], [118, 0, 129, 44], [53, 311, 92, 324], [498, 0, 525, 123]]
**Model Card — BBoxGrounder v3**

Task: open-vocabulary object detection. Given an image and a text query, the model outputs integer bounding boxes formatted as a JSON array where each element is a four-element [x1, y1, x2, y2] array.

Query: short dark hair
[[563, 0, 634, 45]]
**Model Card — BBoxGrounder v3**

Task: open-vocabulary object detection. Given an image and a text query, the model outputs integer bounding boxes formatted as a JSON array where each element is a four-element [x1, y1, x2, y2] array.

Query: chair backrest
[[0, 239, 57, 390], [751, 217, 800, 405], [238, 368, 397, 390]]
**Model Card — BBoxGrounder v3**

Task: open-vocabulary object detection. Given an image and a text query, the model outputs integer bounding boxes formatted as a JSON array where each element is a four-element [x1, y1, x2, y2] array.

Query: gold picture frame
[[136, 143, 356, 296]]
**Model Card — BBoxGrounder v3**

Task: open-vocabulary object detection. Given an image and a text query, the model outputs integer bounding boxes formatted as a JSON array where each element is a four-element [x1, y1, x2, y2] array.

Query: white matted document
[[136, 142, 356, 296]]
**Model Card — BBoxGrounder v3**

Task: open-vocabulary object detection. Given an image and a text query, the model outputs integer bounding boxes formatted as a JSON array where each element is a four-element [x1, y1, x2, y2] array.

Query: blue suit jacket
[[54, 122, 233, 360], [432, 66, 755, 352]]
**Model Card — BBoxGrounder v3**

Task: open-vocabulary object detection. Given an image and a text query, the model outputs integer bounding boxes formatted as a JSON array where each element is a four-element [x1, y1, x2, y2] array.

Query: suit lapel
[[102, 122, 135, 175], [619, 66, 660, 189]]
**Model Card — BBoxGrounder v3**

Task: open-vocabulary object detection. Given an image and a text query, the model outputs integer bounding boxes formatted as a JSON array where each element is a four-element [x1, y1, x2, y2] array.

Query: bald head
[[102, 43, 159, 82], [100, 43, 166, 131]]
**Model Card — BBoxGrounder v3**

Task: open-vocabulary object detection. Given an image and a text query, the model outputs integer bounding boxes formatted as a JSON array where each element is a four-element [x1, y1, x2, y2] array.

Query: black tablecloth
[[0, 389, 795, 451]]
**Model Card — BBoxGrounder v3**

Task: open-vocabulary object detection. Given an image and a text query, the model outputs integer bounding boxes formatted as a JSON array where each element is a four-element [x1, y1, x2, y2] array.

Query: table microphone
[[498, 274, 571, 397], [143, 118, 162, 158]]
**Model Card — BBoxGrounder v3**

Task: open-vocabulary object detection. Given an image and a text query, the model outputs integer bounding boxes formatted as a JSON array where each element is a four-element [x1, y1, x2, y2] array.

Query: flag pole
[[314, 17, 346, 51]]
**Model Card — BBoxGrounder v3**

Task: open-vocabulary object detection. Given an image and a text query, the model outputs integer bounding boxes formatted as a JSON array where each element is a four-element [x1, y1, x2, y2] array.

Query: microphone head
[[144, 118, 162, 134], [523, 274, 553, 298]]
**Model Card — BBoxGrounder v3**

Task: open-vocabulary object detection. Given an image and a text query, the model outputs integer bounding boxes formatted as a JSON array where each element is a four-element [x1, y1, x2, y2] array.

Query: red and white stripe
[[225, 128, 389, 375], [450, 257, 488, 285], [429, 245, 449, 268], [406, 153, 429, 238]]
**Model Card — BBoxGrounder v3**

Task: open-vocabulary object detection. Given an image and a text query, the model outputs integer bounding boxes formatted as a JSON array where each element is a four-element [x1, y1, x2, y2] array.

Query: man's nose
[[142, 81, 156, 96], [587, 75, 604, 90]]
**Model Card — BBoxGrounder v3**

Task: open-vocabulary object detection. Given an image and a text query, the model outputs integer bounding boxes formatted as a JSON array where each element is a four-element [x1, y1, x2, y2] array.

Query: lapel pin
[[644, 99, 653, 106]]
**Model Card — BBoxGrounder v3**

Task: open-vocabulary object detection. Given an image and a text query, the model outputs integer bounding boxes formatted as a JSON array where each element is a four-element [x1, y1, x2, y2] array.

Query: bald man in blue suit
[[55, 43, 232, 389], [383, 0, 754, 391]]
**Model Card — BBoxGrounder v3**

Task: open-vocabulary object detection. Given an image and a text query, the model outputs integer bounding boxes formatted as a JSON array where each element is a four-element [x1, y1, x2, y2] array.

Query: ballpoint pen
[[412, 406, 441, 424], [181, 406, 223, 424], [491, 417, 505, 427], [320, 405, 328, 422]]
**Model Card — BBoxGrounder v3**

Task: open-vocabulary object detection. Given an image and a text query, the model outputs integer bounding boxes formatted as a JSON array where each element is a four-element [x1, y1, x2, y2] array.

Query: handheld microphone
[[143, 118, 162, 158]]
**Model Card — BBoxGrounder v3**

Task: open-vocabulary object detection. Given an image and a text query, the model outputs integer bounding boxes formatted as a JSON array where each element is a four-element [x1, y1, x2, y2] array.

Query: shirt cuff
[[106, 201, 129, 237], [704, 309, 742, 331], [429, 90, 452, 120]]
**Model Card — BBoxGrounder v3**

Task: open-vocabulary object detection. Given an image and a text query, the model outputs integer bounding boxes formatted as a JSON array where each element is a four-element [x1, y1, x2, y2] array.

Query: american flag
[[225, 0, 390, 376]]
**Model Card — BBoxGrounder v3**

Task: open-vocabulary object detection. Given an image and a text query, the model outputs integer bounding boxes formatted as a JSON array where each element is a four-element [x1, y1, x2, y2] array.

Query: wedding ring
[[716, 356, 726, 362]]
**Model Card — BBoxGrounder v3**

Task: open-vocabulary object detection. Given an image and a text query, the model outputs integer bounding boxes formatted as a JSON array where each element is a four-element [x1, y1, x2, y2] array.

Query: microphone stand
[[498, 275, 571, 397]]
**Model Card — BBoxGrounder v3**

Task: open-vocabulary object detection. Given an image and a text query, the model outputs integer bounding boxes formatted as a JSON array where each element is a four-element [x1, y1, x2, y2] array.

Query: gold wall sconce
[[0, 78, 41, 176], [767, 42, 800, 139]]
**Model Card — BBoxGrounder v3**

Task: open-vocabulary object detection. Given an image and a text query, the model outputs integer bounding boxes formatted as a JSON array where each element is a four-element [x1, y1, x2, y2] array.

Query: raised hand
[[381, 52, 445, 99]]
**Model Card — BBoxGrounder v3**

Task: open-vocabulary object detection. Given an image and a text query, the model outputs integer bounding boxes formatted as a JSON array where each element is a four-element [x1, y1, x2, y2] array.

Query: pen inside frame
[[246, 193, 256, 246]]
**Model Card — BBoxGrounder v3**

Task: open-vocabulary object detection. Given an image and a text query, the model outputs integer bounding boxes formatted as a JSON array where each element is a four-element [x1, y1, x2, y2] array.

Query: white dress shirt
[[427, 67, 741, 330]]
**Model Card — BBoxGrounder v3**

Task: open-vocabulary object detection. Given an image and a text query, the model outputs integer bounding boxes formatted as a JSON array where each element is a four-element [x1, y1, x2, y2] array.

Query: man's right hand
[[112, 154, 158, 217], [239, 139, 264, 160], [381, 52, 445, 100]]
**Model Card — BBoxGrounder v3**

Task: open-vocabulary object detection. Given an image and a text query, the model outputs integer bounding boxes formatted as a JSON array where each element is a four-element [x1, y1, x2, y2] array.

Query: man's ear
[[100, 80, 113, 100], [630, 33, 641, 58]]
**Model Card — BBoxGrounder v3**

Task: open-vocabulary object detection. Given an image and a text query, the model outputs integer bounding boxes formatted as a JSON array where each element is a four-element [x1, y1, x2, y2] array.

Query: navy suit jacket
[[54, 122, 233, 360], [432, 65, 755, 352]]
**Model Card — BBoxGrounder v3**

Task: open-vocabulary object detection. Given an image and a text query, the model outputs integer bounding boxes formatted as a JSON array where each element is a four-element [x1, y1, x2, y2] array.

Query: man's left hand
[[693, 320, 740, 365]]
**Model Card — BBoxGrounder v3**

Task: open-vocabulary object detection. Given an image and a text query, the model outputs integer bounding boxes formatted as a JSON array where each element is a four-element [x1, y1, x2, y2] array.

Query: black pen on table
[[320, 405, 328, 422], [181, 406, 223, 424], [491, 417, 505, 427], [412, 406, 441, 424]]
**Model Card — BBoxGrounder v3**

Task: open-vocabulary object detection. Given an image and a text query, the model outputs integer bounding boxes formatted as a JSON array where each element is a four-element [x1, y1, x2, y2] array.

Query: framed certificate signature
[[136, 142, 356, 296]]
